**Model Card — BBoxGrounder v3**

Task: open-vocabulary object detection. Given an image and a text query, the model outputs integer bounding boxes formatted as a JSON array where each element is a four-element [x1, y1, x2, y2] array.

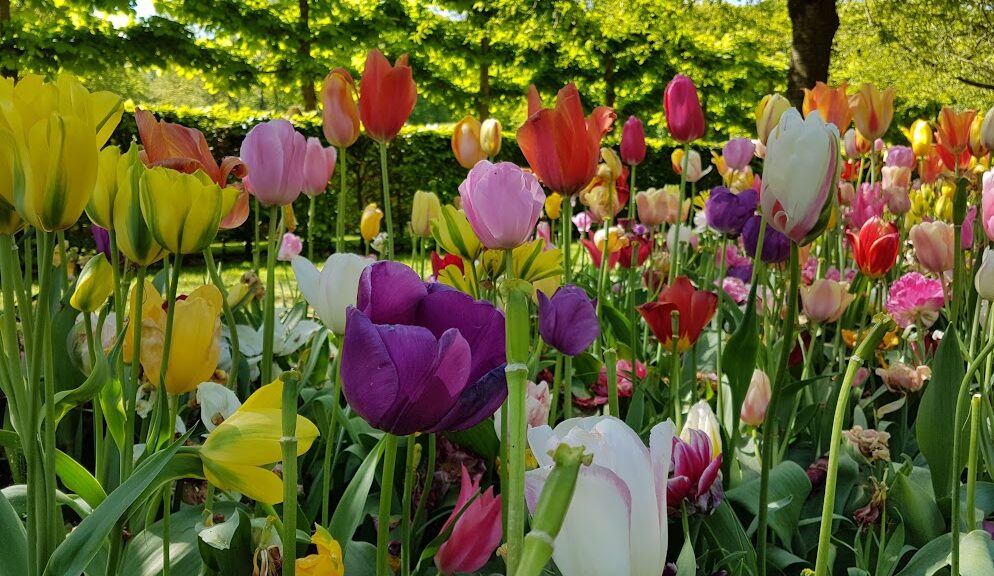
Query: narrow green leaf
[[55, 450, 107, 508], [722, 280, 759, 437], [329, 436, 385, 551], [916, 328, 966, 500], [0, 487, 27, 576]]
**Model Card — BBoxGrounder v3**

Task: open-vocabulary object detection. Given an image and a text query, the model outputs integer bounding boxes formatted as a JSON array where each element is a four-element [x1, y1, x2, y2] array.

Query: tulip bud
[[432, 204, 483, 261], [682, 400, 721, 461], [756, 93, 791, 146], [241, 119, 308, 207], [360, 202, 384, 242], [843, 128, 871, 158], [802, 81, 853, 131], [70, 256, 114, 313], [113, 153, 165, 266], [722, 138, 755, 172], [800, 279, 854, 324], [545, 192, 563, 220], [909, 220, 955, 275], [620, 115, 647, 166], [740, 369, 771, 426], [479, 117, 502, 158], [359, 49, 417, 144], [847, 217, 900, 278], [301, 137, 337, 197], [411, 190, 442, 238], [140, 167, 240, 255], [87, 145, 123, 230], [452, 115, 487, 169], [321, 68, 361, 148], [907, 119, 933, 157], [664, 74, 706, 143], [970, 112, 989, 158], [459, 160, 545, 249], [976, 248, 994, 301]]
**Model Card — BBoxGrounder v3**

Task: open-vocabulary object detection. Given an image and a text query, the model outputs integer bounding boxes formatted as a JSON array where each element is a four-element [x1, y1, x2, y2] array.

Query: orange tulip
[[935, 106, 976, 158], [849, 84, 895, 142], [359, 49, 417, 144], [135, 108, 249, 229], [321, 68, 361, 148], [802, 81, 853, 131], [451, 115, 487, 169], [921, 145, 946, 184]]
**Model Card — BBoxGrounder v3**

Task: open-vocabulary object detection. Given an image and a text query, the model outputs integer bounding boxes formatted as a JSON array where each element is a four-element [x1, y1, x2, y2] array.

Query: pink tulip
[[740, 369, 771, 426], [800, 278, 854, 324], [722, 138, 755, 172], [964, 206, 977, 249], [278, 233, 303, 261], [909, 221, 955, 275], [301, 137, 337, 197], [434, 465, 502, 576], [881, 166, 911, 214], [572, 210, 594, 234], [664, 74, 706, 143], [620, 115, 647, 166], [241, 120, 308, 207], [983, 170, 994, 241], [886, 145, 915, 169], [850, 183, 887, 229], [459, 161, 545, 249], [536, 221, 554, 250]]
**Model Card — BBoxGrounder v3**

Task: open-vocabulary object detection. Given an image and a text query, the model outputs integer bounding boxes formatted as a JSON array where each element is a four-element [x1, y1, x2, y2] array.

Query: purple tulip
[[301, 137, 337, 197], [620, 116, 647, 166], [459, 161, 545, 249], [241, 119, 308, 207], [537, 285, 599, 356], [667, 428, 723, 514], [341, 261, 507, 435], [885, 145, 915, 169], [742, 215, 790, 264], [704, 187, 757, 236], [91, 224, 112, 261], [721, 138, 755, 172]]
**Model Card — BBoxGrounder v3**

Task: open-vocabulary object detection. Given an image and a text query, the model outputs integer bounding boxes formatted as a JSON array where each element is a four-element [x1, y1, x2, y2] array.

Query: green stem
[[336, 145, 347, 253], [281, 372, 301, 576], [401, 437, 418, 576], [377, 434, 398, 576], [714, 236, 728, 436], [107, 229, 127, 476], [549, 354, 563, 425], [321, 335, 341, 526], [966, 394, 982, 531], [504, 247, 530, 575], [149, 253, 182, 449], [670, 334, 682, 430], [253, 198, 262, 272], [605, 348, 619, 417], [595, 217, 613, 354], [668, 144, 690, 284], [33, 231, 56, 561], [378, 142, 395, 259], [308, 194, 317, 262], [122, 266, 145, 481], [0, 235, 25, 433], [82, 313, 104, 484], [563, 194, 573, 284], [814, 315, 895, 576], [204, 246, 240, 388], [563, 355, 573, 420], [262, 205, 280, 384]]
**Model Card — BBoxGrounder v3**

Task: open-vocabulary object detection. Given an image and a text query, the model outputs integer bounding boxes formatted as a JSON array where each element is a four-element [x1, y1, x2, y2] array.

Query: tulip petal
[[357, 261, 427, 325], [415, 288, 506, 383], [340, 308, 405, 430], [429, 363, 507, 433], [387, 328, 471, 434], [202, 460, 285, 505]]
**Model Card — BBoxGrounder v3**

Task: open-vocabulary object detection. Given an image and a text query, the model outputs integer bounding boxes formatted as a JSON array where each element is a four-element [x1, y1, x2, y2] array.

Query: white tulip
[[525, 416, 674, 576], [976, 248, 994, 301], [292, 253, 372, 334], [682, 399, 722, 460], [197, 382, 241, 432]]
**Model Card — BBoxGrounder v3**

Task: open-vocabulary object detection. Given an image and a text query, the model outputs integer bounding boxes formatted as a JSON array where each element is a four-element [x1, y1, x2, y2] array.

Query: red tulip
[[431, 251, 464, 277], [516, 83, 616, 196], [846, 217, 900, 278], [664, 75, 706, 143], [359, 49, 417, 144], [434, 465, 502, 576], [620, 115, 647, 165], [638, 276, 717, 353]]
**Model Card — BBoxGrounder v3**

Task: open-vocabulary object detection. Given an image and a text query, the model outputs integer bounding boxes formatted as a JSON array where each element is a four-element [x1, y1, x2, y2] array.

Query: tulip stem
[[814, 315, 894, 576], [504, 248, 531, 575], [281, 372, 301, 576], [401, 436, 418, 576], [82, 313, 105, 484], [121, 265, 145, 481], [563, 193, 573, 283], [378, 142, 394, 259], [30, 230, 57, 561], [967, 393, 982, 531], [307, 194, 316, 262], [549, 354, 563, 424], [336, 145, 347, 253], [253, 198, 262, 272], [668, 143, 690, 285], [262, 205, 281, 385], [670, 331, 682, 431], [204, 246, 241, 389], [605, 348, 619, 417], [563, 355, 573, 420], [595, 218, 613, 355], [377, 433, 398, 576], [321, 334, 342, 526]]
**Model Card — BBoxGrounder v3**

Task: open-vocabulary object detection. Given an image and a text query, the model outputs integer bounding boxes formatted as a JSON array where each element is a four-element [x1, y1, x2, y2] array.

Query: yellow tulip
[[140, 167, 239, 254], [113, 153, 165, 266], [296, 525, 345, 576], [755, 93, 791, 145], [199, 378, 319, 505], [360, 202, 384, 242], [432, 204, 482, 260], [451, 115, 487, 169], [70, 256, 114, 312], [849, 83, 895, 142], [544, 192, 563, 220], [904, 119, 933, 157], [512, 239, 563, 284], [86, 145, 122, 230], [480, 117, 502, 158], [123, 281, 222, 395], [411, 190, 442, 238]]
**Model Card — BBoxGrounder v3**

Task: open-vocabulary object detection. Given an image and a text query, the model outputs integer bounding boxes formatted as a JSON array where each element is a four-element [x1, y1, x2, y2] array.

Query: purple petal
[[340, 307, 402, 430], [539, 285, 599, 356], [357, 261, 427, 325], [697, 455, 723, 497], [429, 364, 508, 432], [416, 289, 506, 384]]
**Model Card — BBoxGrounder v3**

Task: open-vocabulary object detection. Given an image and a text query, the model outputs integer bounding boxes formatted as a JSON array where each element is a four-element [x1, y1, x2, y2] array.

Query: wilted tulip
[[875, 363, 930, 395], [296, 526, 345, 576], [538, 284, 599, 356], [341, 261, 507, 434], [802, 81, 853, 131], [639, 276, 717, 353], [760, 108, 840, 245], [668, 428, 723, 514], [682, 400, 721, 459], [479, 118, 502, 157], [849, 83, 895, 142], [671, 149, 711, 183], [301, 137, 337, 197], [321, 68, 361, 148], [905, 119, 933, 157], [517, 83, 615, 196], [526, 416, 674, 576], [359, 49, 417, 143], [241, 119, 308, 207], [722, 138, 755, 172], [740, 369, 771, 427], [704, 187, 757, 236], [140, 167, 239, 255], [411, 190, 442, 238], [292, 253, 372, 335], [452, 116, 487, 169], [976, 248, 994, 301], [360, 202, 384, 242], [196, 382, 241, 432], [756, 93, 791, 146], [936, 106, 977, 158], [545, 192, 563, 220], [620, 115, 647, 166], [800, 279, 854, 324], [459, 161, 545, 249], [847, 217, 900, 278], [70, 256, 114, 313], [435, 466, 502, 576], [664, 74, 706, 143], [909, 220, 955, 275]]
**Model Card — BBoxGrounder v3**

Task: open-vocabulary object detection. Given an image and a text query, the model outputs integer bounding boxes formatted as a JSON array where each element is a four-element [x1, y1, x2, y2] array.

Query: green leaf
[[99, 376, 128, 451], [701, 501, 757, 575], [121, 504, 234, 576], [676, 536, 696, 575], [625, 387, 645, 432], [48, 344, 111, 425], [602, 302, 633, 345], [726, 460, 811, 546], [722, 280, 759, 439], [916, 328, 966, 499], [55, 450, 107, 508], [444, 418, 500, 461], [197, 507, 253, 576], [0, 487, 27, 576], [329, 435, 385, 551], [887, 466, 944, 548], [896, 530, 994, 576], [344, 540, 376, 576]]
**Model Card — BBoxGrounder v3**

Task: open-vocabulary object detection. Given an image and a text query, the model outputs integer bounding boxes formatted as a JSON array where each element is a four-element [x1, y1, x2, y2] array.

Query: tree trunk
[[786, 0, 839, 108], [298, 0, 317, 110], [0, 0, 15, 80], [477, 37, 490, 120], [603, 51, 616, 108]]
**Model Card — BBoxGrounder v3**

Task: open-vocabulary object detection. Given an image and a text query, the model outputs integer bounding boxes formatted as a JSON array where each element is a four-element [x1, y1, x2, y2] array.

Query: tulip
[[196, 382, 241, 432], [123, 281, 223, 395], [843, 128, 872, 158], [321, 68, 361, 148], [434, 465, 503, 576], [479, 118, 502, 157], [525, 416, 674, 576], [886, 145, 915, 169], [740, 369, 772, 427], [756, 93, 791, 145], [459, 160, 545, 249], [537, 284, 599, 356], [638, 276, 717, 353], [87, 145, 124, 230], [881, 166, 911, 214], [572, 210, 594, 234], [359, 49, 417, 143], [296, 526, 345, 576], [760, 108, 840, 245], [980, 107, 994, 153], [431, 251, 464, 278], [341, 261, 507, 434], [704, 187, 758, 236], [876, 363, 930, 395], [301, 137, 337, 197], [70, 256, 114, 313], [886, 272, 945, 329], [983, 171, 994, 241], [277, 232, 303, 261], [91, 225, 111, 261], [850, 183, 887, 229], [452, 115, 487, 169], [670, 149, 711, 183], [802, 81, 853, 130], [360, 202, 384, 242], [636, 186, 689, 227], [970, 113, 989, 158], [909, 220, 955, 275], [905, 119, 933, 157], [411, 190, 442, 238], [620, 115, 647, 165], [921, 145, 946, 184], [849, 84, 895, 141], [433, 204, 483, 261], [113, 154, 165, 266], [722, 138, 755, 172], [664, 74, 705, 143], [140, 167, 239, 255], [936, 106, 977, 158], [973, 249, 994, 301], [516, 83, 616, 196], [545, 192, 563, 220], [847, 217, 900, 278], [668, 428, 723, 514], [199, 378, 319, 504], [617, 235, 651, 269], [292, 253, 372, 335], [742, 215, 790, 264], [800, 279, 854, 324], [682, 400, 721, 460], [241, 119, 308, 207]]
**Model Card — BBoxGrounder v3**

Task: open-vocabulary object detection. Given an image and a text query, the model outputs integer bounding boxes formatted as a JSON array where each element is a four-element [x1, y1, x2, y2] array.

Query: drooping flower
[[434, 466, 502, 576], [359, 49, 417, 144], [459, 160, 545, 249], [538, 284, 599, 356], [638, 276, 718, 353], [196, 382, 241, 432], [292, 253, 372, 335], [277, 232, 303, 261], [668, 428, 723, 514], [664, 74, 706, 143], [847, 217, 900, 279], [875, 363, 930, 395], [572, 210, 594, 234], [885, 272, 945, 329], [341, 261, 507, 435]]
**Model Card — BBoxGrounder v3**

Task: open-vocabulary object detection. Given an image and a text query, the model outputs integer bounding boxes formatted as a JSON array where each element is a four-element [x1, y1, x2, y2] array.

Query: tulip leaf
[[915, 327, 967, 499], [444, 419, 500, 462], [895, 530, 994, 576], [329, 435, 385, 551], [55, 450, 106, 509], [122, 503, 237, 576], [344, 541, 377, 576], [99, 375, 127, 451], [0, 487, 27, 576], [602, 302, 633, 346], [726, 460, 811, 546], [887, 465, 943, 548], [701, 501, 757, 574], [721, 280, 759, 437], [196, 507, 252, 576]]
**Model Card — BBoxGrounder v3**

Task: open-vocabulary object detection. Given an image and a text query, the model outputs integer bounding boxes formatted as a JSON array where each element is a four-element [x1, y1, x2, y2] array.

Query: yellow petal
[[202, 460, 286, 505]]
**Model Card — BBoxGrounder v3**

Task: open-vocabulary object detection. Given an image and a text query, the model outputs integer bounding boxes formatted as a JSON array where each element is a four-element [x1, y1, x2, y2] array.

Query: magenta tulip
[[434, 465, 502, 576], [664, 75, 706, 143], [301, 137, 337, 197], [459, 160, 545, 249], [241, 119, 308, 207], [620, 115, 647, 166], [722, 137, 755, 172]]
